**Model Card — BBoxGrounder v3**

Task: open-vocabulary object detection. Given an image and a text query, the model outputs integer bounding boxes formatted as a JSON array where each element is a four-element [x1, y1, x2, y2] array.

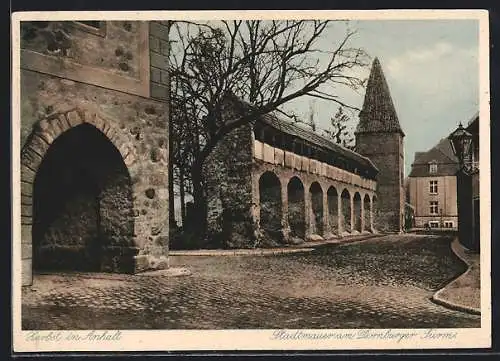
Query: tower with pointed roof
[[355, 58, 405, 233]]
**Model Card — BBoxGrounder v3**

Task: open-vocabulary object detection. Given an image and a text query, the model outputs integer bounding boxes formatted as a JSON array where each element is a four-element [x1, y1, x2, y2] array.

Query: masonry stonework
[[356, 132, 404, 232], [203, 99, 378, 248], [355, 58, 405, 233], [20, 21, 169, 286], [203, 124, 256, 248]]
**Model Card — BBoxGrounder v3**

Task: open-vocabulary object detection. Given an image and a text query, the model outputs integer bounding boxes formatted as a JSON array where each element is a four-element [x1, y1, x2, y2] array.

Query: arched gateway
[[21, 109, 139, 283]]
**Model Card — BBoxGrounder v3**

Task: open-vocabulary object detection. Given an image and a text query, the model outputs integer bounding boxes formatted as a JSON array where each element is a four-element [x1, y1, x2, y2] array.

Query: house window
[[429, 201, 439, 215], [429, 180, 438, 194], [429, 162, 437, 174], [429, 221, 439, 228], [444, 221, 454, 228]]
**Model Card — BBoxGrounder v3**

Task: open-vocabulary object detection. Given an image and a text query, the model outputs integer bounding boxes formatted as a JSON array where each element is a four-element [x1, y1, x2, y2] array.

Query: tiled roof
[[466, 112, 479, 134], [409, 111, 479, 178], [356, 58, 404, 136], [408, 132, 459, 177], [222, 93, 378, 173], [257, 112, 378, 172]]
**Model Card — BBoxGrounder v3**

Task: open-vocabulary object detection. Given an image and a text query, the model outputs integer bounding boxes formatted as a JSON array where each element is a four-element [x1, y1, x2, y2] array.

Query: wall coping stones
[[253, 139, 377, 191]]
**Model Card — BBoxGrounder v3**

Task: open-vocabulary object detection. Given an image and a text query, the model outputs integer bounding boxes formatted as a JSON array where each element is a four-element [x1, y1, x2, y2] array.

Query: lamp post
[[448, 122, 473, 171], [448, 122, 475, 251]]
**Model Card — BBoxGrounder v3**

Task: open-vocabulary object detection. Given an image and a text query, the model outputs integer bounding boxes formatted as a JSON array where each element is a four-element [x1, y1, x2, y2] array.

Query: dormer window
[[429, 161, 437, 174]]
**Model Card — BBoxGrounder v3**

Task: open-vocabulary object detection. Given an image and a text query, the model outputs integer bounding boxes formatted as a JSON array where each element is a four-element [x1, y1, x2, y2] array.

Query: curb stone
[[169, 234, 381, 256], [137, 267, 192, 277], [431, 238, 481, 315]]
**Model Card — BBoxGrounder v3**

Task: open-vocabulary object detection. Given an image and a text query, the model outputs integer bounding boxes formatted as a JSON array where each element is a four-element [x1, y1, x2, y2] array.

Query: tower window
[[429, 180, 438, 194]]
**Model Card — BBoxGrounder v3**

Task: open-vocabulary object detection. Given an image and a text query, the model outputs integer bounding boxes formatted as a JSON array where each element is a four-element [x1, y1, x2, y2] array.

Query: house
[[407, 131, 460, 230]]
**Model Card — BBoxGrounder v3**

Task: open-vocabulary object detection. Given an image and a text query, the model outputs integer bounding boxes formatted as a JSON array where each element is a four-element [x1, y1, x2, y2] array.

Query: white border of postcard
[[11, 9, 491, 352]]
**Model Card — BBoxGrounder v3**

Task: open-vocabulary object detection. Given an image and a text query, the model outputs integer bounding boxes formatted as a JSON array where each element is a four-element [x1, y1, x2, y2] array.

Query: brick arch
[[340, 188, 352, 233], [353, 191, 362, 232], [363, 193, 371, 232], [20, 108, 137, 286], [309, 181, 324, 236], [21, 108, 134, 184], [258, 171, 283, 243], [287, 176, 306, 240], [327, 185, 339, 235], [286, 175, 305, 189]]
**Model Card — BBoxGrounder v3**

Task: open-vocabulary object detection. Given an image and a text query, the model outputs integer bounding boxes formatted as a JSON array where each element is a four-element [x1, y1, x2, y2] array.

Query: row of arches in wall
[[258, 171, 377, 241]]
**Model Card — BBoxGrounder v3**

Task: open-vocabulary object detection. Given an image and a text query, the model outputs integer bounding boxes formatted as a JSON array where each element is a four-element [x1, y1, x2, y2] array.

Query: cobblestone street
[[22, 234, 480, 330]]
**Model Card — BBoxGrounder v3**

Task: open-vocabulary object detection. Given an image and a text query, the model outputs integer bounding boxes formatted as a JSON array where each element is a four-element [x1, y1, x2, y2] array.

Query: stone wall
[[203, 124, 255, 248], [20, 20, 169, 285], [203, 120, 378, 248], [22, 21, 141, 76], [356, 132, 404, 232], [252, 159, 377, 239], [148, 21, 170, 101]]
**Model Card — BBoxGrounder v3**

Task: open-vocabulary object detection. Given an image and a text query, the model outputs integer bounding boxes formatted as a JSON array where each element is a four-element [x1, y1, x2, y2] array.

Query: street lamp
[[448, 122, 476, 252], [448, 122, 473, 171]]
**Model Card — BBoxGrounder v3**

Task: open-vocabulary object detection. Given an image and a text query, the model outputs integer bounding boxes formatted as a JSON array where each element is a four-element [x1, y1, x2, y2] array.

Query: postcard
[[11, 9, 491, 352]]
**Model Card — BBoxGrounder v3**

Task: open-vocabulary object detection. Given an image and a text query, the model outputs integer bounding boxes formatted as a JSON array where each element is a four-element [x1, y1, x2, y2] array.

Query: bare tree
[[307, 100, 317, 131], [170, 68, 203, 226], [323, 106, 355, 149], [170, 20, 369, 236]]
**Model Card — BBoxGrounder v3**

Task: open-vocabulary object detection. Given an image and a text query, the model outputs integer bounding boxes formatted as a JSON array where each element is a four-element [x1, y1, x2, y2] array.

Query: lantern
[[448, 122, 473, 168]]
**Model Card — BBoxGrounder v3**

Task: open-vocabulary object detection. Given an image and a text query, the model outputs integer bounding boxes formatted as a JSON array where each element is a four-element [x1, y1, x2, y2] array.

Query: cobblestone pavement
[[22, 234, 480, 329]]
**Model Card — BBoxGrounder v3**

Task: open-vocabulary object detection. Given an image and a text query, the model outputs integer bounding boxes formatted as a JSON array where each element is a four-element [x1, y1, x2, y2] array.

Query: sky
[[281, 19, 480, 175]]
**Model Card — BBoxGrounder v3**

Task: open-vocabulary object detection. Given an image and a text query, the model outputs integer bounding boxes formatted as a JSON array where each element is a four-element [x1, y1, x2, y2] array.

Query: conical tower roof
[[356, 57, 404, 136]]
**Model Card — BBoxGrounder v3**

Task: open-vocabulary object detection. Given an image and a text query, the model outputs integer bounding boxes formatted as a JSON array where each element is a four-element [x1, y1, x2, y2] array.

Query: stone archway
[[21, 108, 137, 286], [341, 189, 351, 233], [327, 186, 339, 236], [353, 192, 362, 232], [258, 171, 283, 244], [363, 194, 371, 232], [309, 182, 324, 236], [287, 176, 305, 240]]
